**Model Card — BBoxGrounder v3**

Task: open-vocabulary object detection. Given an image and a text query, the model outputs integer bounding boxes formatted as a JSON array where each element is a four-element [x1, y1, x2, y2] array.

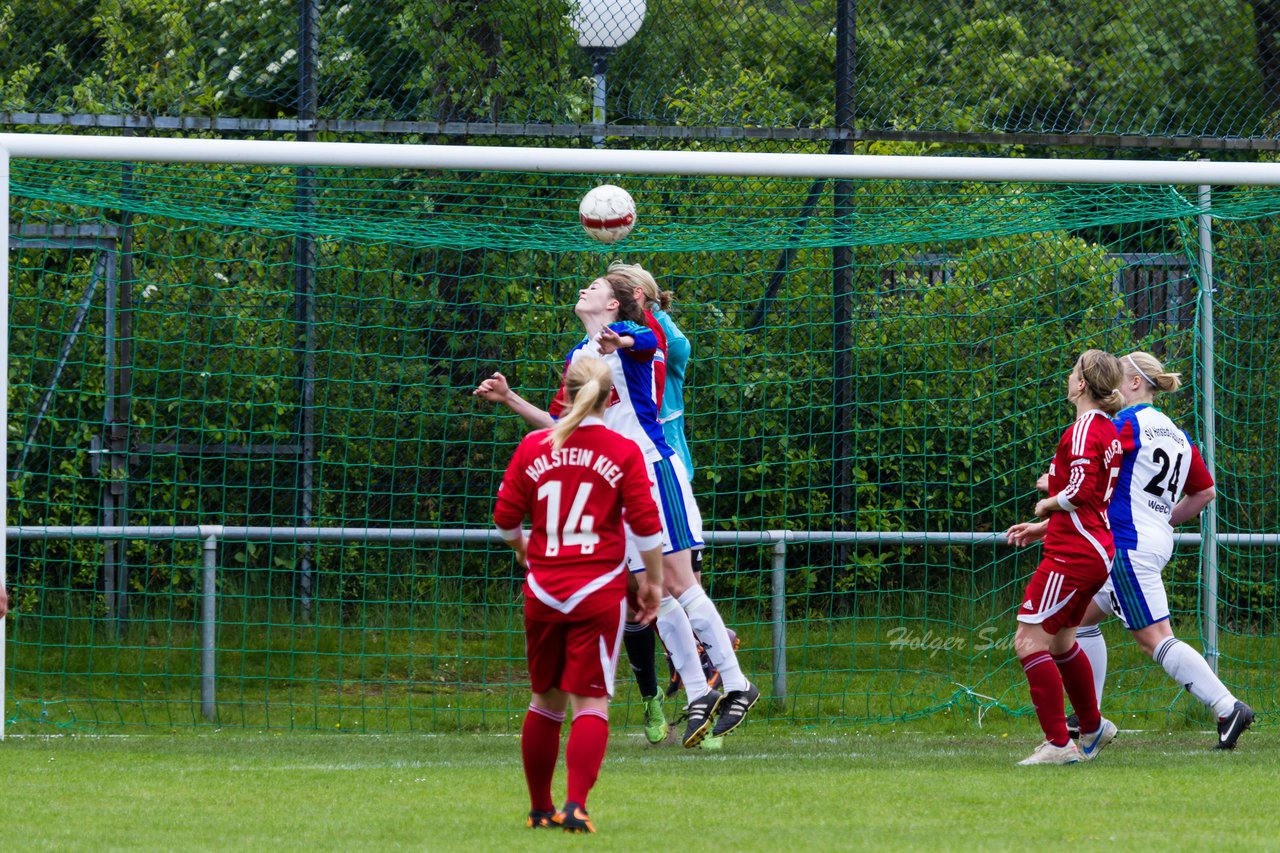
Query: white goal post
[[8, 133, 1280, 183], [6, 131, 1280, 738]]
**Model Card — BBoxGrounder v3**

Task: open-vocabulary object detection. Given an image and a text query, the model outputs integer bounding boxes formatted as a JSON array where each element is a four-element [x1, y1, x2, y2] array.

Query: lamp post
[[570, 0, 646, 148]]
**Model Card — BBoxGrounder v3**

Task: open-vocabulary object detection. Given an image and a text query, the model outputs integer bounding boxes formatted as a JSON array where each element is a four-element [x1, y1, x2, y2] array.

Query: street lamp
[[570, 0, 646, 148]]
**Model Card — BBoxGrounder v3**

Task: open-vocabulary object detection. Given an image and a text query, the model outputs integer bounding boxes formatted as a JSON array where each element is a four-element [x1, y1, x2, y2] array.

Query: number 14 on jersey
[[537, 481, 600, 556]]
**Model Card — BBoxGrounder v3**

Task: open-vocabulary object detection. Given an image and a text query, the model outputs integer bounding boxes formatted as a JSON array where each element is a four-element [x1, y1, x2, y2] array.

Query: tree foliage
[[0, 0, 1276, 136]]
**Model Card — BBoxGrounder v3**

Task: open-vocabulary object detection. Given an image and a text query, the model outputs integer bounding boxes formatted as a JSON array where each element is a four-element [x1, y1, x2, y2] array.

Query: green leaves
[[0, 0, 1270, 136]]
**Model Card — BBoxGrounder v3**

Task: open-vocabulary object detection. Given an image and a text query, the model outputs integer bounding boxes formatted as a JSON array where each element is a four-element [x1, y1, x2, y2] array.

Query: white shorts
[[1093, 548, 1171, 631], [627, 454, 704, 572]]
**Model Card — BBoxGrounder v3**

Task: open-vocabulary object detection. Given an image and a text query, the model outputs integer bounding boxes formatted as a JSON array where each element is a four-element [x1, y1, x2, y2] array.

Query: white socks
[[1075, 624, 1108, 703], [1077, 627, 1236, 718], [656, 596, 709, 701], [1154, 637, 1237, 718], [678, 585, 748, 693]]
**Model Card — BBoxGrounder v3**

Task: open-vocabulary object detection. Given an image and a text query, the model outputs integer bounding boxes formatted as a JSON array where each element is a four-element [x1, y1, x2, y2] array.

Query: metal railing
[[8, 524, 1274, 723]]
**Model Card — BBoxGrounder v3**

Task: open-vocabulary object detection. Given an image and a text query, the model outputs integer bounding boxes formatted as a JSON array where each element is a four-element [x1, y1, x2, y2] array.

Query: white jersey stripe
[[1069, 509, 1113, 568], [1071, 410, 1106, 456], [1039, 571, 1061, 615], [1022, 570, 1078, 624], [1060, 464, 1087, 503], [1041, 572, 1052, 613], [527, 562, 627, 614], [599, 598, 626, 697]]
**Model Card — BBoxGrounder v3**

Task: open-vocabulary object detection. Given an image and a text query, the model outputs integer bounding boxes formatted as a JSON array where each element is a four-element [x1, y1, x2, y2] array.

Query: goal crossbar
[[4, 132, 1280, 185]]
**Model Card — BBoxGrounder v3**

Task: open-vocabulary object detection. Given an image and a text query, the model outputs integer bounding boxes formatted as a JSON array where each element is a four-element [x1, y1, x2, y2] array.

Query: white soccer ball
[[579, 184, 637, 243]]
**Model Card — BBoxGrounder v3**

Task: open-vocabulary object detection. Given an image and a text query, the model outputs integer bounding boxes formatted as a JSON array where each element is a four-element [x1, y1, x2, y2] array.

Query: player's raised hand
[[473, 372, 511, 402], [1005, 520, 1048, 547], [596, 327, 624, 354], [634, 578, 661, 624], [1036, 473, 1050, 492]]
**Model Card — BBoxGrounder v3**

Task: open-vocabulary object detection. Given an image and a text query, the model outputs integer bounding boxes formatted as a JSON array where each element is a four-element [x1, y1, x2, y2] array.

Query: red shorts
[[1016, 556, 1110, 635], [525, 599, 626, 698]]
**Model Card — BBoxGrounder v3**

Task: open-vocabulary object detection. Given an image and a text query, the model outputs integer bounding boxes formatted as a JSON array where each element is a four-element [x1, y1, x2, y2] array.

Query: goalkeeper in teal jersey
[[608, 262, 744, 748], [652, 304, 695, 477]]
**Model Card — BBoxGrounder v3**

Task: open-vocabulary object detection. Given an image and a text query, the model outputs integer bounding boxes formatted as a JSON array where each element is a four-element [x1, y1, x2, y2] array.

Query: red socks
[[1021, 643, 1102, 745], [1021, 651, 1070, 746], [522, 705, 610, 812], [565, 709, 609, 807], [521, 705, 564, 813], [1054, 642, 1101, 734]]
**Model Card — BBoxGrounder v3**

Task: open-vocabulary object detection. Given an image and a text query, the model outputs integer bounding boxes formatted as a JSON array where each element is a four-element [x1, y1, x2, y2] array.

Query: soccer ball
[[579, 184, 637, 243]]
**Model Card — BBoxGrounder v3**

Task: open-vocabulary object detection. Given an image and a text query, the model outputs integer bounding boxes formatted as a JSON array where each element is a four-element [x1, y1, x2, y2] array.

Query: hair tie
[[1127, 354, 1158, 388]]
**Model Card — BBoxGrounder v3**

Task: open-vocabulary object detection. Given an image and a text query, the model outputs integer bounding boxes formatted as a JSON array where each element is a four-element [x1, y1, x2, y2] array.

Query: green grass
[[8, 608, 1277, 734], [5, 727, 1278, 851]]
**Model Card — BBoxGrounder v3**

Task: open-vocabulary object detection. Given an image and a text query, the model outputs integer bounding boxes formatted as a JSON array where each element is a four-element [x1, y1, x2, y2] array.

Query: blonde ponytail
[[1099, 387, 1126, 415], [1125, 350, 1183, 394], [547, 358, 613, 451]]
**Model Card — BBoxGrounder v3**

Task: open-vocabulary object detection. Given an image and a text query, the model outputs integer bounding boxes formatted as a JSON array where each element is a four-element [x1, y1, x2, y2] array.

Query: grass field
[[6, 725, 1277, 851], [9, 608, 1276, 734]]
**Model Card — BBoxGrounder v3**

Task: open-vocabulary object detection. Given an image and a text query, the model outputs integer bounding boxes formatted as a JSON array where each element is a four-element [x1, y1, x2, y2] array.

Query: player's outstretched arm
[[1170, 485, 1216, 527], [473, 371, 555, 429], [597, 321, 656, 356], [1005, 520, 1049, 547], [595, 328, 633, 355], [0, 582, 7, 619]]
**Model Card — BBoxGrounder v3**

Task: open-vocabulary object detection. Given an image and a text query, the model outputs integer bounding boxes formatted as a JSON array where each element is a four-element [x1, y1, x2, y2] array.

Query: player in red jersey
[[1004, 349, 1125, 765], [494, 357, 665, 833]]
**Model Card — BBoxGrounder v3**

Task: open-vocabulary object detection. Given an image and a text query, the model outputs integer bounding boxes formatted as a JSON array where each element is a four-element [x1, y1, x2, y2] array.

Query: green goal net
[[5, 156, 1277, 733]]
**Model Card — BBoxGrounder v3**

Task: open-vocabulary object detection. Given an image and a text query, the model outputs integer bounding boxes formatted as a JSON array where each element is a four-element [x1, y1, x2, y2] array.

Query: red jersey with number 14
[[493, 418, 663, 619], [1043, 409, 1124, 570]]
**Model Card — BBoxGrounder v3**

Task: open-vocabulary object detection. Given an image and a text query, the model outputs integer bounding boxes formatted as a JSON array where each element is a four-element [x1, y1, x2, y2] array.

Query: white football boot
[[1077, 718, 1118, 761], [1016, 739, 1082, 765]]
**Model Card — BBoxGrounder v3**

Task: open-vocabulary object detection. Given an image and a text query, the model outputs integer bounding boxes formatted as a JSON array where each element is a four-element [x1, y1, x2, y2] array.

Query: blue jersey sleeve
[[609, 320, 657, 356]]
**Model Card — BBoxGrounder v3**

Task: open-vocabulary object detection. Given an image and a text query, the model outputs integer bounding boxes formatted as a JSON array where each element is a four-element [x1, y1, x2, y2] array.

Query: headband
[[1127, 354, 1158, 388]]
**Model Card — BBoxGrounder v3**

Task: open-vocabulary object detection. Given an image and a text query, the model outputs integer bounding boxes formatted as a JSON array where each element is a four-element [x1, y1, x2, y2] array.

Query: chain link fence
[[2, 0, 1279, 148]]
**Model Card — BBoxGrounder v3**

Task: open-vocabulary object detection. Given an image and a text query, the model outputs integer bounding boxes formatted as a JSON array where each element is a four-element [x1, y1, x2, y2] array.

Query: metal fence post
[[200, 531, 219, 721], [1, 147, 10, 742], [770, 533, 788, 702], [1197, 179, 1221, 672], [294, 0, 320, 620]]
